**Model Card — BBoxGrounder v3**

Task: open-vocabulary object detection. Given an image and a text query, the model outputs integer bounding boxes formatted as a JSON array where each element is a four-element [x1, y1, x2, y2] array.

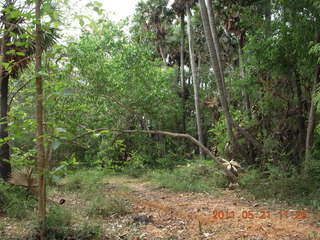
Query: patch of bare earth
[[106, 177, 320, 240]]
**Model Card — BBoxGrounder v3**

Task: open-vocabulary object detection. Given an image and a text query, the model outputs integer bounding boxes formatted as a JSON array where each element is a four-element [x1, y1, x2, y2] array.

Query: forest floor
[[1, 175, 320, 240], [99, 176, 320, 240]]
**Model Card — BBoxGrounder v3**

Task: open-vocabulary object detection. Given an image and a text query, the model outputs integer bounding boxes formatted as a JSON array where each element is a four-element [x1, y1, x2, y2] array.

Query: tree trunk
[[305, 32, 320, 164], [294, 72, 306, 161], [198, 0, 238, 157], [180, 13, 187, 133], [305, 96, 316, 163], [238, 39, 251, 117], [264, 0, 272, 36], [200, 0, 263, 156], [0, 0, 12, 181], [205, 0, 223, 78], [186, 6, 204, 158], [158, 43, 167, 66], [35, 0, 47, 238]]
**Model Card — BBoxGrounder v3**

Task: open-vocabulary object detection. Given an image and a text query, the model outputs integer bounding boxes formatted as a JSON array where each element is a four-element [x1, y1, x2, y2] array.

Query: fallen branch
[[74, 128, 238, 182]]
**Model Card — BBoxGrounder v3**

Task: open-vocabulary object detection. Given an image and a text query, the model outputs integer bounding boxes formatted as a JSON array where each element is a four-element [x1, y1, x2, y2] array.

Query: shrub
[[121, 152, 148, 178]]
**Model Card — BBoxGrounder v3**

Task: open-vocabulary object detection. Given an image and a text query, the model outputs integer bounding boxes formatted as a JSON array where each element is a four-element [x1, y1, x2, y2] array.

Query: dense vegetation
[[1, 0, 320, 238]]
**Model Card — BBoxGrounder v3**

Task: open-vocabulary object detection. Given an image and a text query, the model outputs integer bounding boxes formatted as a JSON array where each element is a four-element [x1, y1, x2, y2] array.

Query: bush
[[121, 152, 148, 178]]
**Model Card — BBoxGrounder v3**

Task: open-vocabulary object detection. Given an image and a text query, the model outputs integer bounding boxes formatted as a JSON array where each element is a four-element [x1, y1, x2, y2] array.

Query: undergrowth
[[86, 195, 131, 218], [144, 160, 228, 192], [240, 160, 320, 210], [61, 168, 107, 192], [25, 205, 103, 240], [0, 180, 36, 219]]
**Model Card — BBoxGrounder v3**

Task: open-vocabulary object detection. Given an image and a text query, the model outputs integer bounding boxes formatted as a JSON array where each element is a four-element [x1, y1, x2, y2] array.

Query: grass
[[85, 195, 131, 218], [0, 168, 130, 239], [0, 179, 37, 220], [25, 205, 104, 240], [61, 168, 107, 192], [144, 160, 229, 192], [239, 166, 320, 210], [308, 231, 320, 240]]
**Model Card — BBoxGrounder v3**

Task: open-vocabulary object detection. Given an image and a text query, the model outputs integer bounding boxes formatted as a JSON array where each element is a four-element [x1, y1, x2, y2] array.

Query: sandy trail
[[107, 176, 320, 240]]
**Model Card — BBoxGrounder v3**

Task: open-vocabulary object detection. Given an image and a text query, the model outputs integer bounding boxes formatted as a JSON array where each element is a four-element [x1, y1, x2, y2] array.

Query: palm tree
[[199, 0, 263, 159], [0, 0, 57, 180], [186, 2, 204, 158], [198, 0, 239, 156]]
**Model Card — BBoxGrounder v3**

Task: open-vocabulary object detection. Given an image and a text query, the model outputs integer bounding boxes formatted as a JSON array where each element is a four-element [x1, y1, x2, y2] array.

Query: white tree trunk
[[198, 0, 239, 155], [186, 7, 204, 158]]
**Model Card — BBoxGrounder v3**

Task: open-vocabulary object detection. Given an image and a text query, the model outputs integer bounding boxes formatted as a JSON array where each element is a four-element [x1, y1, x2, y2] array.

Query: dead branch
[[73, 128, 238, 182]]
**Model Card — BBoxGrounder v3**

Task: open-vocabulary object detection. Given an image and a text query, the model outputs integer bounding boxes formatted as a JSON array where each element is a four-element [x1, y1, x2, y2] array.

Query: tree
[[0, 0, 57, 180], [35, 0, 47, 238], [198, 0, 239, 157], [0, 0, 12, 180], [186, 4, 204, 158], [180, 10, 186, 133]]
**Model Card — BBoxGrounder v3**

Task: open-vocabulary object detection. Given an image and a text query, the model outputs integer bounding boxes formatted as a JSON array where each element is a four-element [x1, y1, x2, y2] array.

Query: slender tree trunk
[[158, 43, 167, 66], [180, 13, 187, 133], [198, 0, 238, 156], [200, 0, 263, 156], [35, 0, 47, 238], [186, 7, 204, 158], [0, 0, 12, 181], [239, 42, 250, 114], [205, 0, 223, 79], [305, 32, 320, 164], [238, 38, 256, 163], [264, 0, 272, 35], [305, 96, 316, 163], [294, 72, 306, 160]]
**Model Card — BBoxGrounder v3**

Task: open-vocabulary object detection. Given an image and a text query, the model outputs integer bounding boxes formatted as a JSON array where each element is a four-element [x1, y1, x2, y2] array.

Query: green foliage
[[147, 160, 228, 192], [85, 195, 130, 218], [208, 116, 228, 157], [0, 180, 36, 219], [27, 205, 103, 240], [121, 152, 147, 178], [97, 137, 126, 169], [154, 153, 186, 169], [240, 164, 320, 209], [46, 205, 72, 235], [62, 169, 106, 192]]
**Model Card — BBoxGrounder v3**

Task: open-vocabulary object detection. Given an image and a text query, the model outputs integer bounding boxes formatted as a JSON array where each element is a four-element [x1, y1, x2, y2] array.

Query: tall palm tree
[[0, 0, 57, 180], [198, 0, 239, 156], [185, 2, 204, 158]]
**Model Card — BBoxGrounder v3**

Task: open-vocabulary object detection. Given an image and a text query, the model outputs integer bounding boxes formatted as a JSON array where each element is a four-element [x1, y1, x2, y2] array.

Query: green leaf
[[16, 51, 26, 56], [55, 128, 67, 133], [15, 41, 25, 47], [79, 18, 85, 27], [59, 88, 74, 96], [52, 139, 62, 150]]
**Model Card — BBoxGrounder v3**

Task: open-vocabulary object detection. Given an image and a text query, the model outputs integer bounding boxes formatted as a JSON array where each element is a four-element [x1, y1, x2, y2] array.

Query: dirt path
[[106, 176, 320, 240]]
